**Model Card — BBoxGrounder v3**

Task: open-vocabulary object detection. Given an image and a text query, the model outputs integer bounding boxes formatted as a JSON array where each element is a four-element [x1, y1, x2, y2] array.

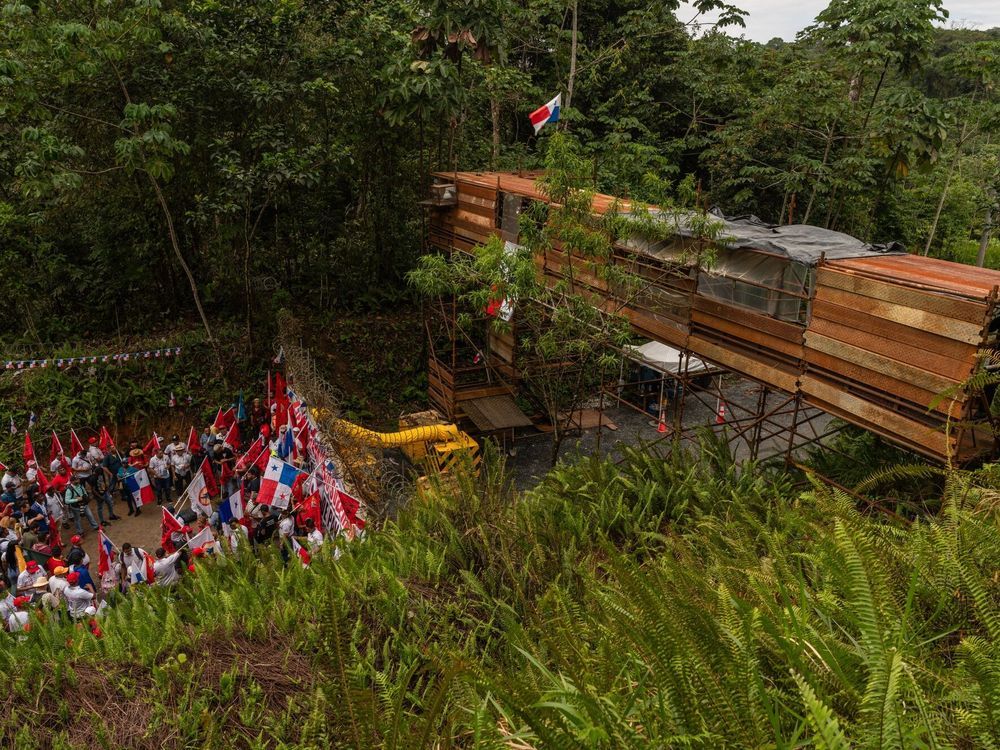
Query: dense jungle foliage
[[1, 0, 999, 350], [4, 440, 1000, 748]]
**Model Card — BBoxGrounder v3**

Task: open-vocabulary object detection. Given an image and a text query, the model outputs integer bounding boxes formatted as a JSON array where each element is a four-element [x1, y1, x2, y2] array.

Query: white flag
[[184, 471, 213, 517]]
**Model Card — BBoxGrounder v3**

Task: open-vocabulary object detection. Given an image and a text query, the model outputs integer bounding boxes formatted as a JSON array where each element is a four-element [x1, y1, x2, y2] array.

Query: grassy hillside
[[6, 439, 1000, 748]]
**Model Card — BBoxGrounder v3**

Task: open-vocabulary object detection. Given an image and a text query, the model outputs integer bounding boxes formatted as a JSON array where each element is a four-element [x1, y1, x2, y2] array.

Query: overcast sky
[[678, 0, 1000, 43]]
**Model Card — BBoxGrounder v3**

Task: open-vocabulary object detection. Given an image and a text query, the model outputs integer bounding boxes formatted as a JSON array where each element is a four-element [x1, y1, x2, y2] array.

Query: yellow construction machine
[[311, 408, 479, 491]]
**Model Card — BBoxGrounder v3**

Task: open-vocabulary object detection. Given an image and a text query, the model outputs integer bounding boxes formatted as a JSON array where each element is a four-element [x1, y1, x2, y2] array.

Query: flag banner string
[[3, 347, 182, 371]]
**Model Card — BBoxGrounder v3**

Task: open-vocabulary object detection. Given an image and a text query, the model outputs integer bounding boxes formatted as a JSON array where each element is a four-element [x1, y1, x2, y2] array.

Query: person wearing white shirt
[[165, 436, 186, 457], [278, 511, 294, 541], [71, 451, 93, 481], [7, 605, 30, 632], [86, 440, 105, 466], [16, 561, 45, 593], [0, 582, 15, 623], [169, 448, 192, 496], [45, 489, 63, 526], [226, 520, 249, 553], [148, 451, 171, 505], [1, 470, 22, 500], [48, 568, 69, 600], [305, 518, 323, 549], [63, 574, 95, 618], [24, 462, 38, 496], [153, 548, 182, 586], [120, 543, 149, 586]]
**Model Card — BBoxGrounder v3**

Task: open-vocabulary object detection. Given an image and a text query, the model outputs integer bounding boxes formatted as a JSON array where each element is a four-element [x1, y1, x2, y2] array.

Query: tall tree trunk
[[565, 0, 578, 114], [978, 201, 995, 268], [490, 96, 501, 168], [802, 122, 836, 225], [924, 118, 972, 256], [147, 174, 223, 375]]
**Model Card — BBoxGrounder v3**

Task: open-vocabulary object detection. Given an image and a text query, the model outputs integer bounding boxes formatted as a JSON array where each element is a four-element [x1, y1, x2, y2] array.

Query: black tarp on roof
[[632, 209, 908, 266]]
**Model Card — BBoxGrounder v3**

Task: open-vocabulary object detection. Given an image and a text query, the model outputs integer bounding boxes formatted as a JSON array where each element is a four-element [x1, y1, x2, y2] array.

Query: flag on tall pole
[[187, 426, 200, 455], [222, 422, 240, 452], [529, 93, 561, 134], [98, 426, 115, 452], [143, 433, 161, 457], [236, 391, 246, 422], [97, 527, 115, 575], [235, 436, 264, 473], [198, 456, 219, 498], [257, 457, 303, 509], [69, 429, 84, 456], [161, 505, 184, 535], [213, 407, 236, 431], [22, 433, 35, 464], [183, 469, 214, 517], [49, 431, 64, 465], [124, 469, 155, 507]]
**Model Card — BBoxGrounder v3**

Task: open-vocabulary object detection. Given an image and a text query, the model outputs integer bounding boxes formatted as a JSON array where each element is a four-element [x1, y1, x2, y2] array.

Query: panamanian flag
[[125, 469, 155, 506], [258, 457, 303, 510], [529, 93, 561, 134]]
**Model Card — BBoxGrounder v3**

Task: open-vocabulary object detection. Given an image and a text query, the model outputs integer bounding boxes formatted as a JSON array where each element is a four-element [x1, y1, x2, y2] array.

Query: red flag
[[235, 437, 264, 473], [219, 457, 233, 485], [97, 528, 114, 576], [187, 426, 199, 454], [69, 429, 85, 456], [22, 432, 35, 464], [336, 487, 366, 530], [213, 407, 235, 431], [143, 433, 161, 457], [222, 421, 240, 451], [49, 431, 64, 465], [0, 459, 5, 471], [35, 467, 49, 495], [144, 552, 156, 585], [298, 490, 322, 531], [200, 456, 219, 497], [253, 442, 271, 473], [99, 426, 114, 452], [161, 505, 183, 535]]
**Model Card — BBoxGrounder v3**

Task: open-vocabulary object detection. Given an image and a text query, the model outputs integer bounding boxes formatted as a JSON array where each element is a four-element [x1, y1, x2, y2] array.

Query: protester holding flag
[[152, 548, 183, 586]]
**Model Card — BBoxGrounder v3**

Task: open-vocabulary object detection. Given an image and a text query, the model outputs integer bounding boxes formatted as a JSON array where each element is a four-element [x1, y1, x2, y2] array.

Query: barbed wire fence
[[275, 310, 410, 523]]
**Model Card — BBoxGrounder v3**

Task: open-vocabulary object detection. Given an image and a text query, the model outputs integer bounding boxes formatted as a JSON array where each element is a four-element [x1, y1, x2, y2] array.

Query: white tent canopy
[[625, 341, 715, 376]]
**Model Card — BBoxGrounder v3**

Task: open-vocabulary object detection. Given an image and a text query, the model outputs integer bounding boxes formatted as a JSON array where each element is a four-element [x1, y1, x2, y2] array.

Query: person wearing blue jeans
[[64, 477, 98, 535]]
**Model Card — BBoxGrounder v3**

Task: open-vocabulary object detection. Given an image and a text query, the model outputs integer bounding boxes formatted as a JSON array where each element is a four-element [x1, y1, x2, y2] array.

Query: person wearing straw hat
[[48, 566, 69, 601]]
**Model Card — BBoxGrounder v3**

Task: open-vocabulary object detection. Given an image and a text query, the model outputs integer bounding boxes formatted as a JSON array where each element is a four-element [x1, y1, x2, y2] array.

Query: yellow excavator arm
[[333, 420, 462, 448], [309, 407, 479, 479]]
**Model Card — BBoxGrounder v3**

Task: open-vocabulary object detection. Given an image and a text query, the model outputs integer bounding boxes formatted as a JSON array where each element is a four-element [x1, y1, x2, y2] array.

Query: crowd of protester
[[0, 396, 335, 635]]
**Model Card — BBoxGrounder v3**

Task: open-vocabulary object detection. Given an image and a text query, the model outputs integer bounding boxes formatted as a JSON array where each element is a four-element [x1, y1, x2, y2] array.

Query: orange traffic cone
[[715, 399, 726, 424], [657, 404, 668, 433]]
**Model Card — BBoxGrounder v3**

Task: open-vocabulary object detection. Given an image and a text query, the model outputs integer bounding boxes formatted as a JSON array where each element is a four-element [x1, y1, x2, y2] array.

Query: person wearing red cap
[[7, 595, 31, 632], [16, 560, 44, 594], [65, 536, 90, 568], [64, 572, 95, 619]]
